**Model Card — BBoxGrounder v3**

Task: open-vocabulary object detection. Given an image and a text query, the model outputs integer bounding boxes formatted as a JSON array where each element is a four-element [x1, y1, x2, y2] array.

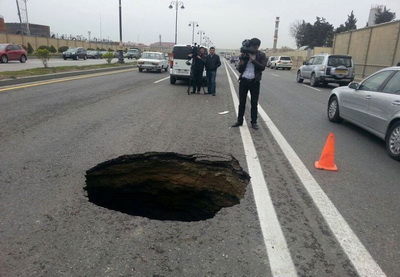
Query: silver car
[[297, 54, 355, 87], [327, 67, 400, 160]]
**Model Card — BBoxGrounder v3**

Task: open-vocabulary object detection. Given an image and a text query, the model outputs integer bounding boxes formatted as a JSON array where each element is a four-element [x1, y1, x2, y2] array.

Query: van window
[[328, 56, 352, 67], [314, 56, 324, 65], [173, 46, 191, 59]]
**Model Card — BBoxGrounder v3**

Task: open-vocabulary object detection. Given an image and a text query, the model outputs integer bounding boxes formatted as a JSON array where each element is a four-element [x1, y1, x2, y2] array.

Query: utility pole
[[273, 16, 280, 52]]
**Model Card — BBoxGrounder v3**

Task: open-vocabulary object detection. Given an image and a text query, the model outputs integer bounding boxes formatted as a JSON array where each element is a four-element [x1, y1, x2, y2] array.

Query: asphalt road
[[0, 61, 399, 277], [0, 58, 136, 72]]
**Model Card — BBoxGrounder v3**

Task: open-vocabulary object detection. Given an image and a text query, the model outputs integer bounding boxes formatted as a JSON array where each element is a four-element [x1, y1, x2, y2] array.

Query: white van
[[169, 44, 207, 85]]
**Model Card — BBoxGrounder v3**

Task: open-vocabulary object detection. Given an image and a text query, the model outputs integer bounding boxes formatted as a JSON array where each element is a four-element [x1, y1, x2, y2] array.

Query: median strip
[[0, 68, 134, 93]]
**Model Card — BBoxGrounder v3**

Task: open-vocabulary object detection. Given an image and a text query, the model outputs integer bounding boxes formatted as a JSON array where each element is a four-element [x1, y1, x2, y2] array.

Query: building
[[2, 22, 50, 37]]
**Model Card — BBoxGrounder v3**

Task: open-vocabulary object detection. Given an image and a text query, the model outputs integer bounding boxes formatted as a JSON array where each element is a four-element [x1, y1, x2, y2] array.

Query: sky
[[1, 0, 400, 50]]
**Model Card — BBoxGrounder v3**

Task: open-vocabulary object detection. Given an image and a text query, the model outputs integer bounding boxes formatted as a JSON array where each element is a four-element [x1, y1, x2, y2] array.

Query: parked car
[[0, 43, 27, 63], [63, 47, 87, 60], [137, 52, 169, 73], [125, 48, 141, 59], [327, 67, 400, 160], [297, 54, 355, 87], [270, 56, 292, 70], [87, 50, 102, 59], [169, 44, 207, 84], [267, 56, 276, 68]]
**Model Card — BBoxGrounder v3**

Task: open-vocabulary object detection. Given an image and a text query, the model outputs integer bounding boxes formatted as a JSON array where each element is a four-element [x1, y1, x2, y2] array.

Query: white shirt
[[242, 60, 255, 79]]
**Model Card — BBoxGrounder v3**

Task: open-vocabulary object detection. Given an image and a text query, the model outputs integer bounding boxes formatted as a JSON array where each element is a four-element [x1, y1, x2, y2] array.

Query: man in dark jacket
[[205, 47, 221, 96], [188, 47, 206, 93], [232, 38, 267, 130]]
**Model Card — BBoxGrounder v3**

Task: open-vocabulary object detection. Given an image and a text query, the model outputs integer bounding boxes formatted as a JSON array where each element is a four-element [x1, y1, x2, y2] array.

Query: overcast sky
[[1, 0, 400, 49]]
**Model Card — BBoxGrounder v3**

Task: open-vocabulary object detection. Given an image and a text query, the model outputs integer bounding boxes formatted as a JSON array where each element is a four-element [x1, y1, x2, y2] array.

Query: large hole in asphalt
[[85, 152, 250, 222]]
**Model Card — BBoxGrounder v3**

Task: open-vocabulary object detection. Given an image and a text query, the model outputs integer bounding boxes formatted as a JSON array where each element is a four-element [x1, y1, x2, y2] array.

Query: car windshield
[[128, 50, 138, 53], [0, 45, 7, 50], [173, 47, 191, 59], [66, 48, 78, 52], [142, 53, 162, 59], [87, 51, 96, 54], [328, 56, 352, 67], [280, 57, 291, 60]]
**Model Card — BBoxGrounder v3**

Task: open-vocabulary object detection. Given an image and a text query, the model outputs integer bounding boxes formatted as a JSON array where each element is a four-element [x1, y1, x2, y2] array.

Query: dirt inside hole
[[85, 152, 250, 222]]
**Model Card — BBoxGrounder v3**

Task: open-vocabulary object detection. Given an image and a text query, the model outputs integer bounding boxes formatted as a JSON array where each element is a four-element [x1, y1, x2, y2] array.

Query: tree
[[58, 46, 69, 53], [49, 45, 57, 53], [337, 11, 358, 33], [27, 43, 34, 54], [375, 6, 396, 24], [102, 52, 114, 64], [290, 17, 334, 48], [35, 49, 51, 68]]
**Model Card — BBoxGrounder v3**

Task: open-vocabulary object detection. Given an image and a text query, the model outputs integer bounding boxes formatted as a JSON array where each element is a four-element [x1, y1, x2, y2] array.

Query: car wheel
[[20, 55, 27, 63], [170, 76, 176, 84], [310, 73, 318, 87], [327, 96, 343, 123], [287, 68, 291, 70], [63, 57, 67, 60], [164, 66, 168, 72], [322, 81, 329, 86], [296, 71, 304, 83], [386, 121, 400, 161], [139, 68, 143, 72], [75, 55, 79, 60], [1, 55, 8, 63], [83, 55, 87, 60]]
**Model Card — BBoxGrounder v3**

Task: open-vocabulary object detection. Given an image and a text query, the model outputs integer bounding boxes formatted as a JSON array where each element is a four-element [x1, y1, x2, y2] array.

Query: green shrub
[[108, 48, 113, 52], [22, 45, 27, 51], [49, 45, 57, 53], [87, 48, 95, 50], [35, 49, 51, 68], [100, 48, 106, 51], [102, 52, 114, 64], [58, 46, 69, 53], [27, 43, 34, 54], [38, 45, 50, 51]]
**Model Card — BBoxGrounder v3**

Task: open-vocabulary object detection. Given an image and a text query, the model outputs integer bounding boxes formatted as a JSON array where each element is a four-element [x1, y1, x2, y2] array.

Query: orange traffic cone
[[315, 133, 338, 171]]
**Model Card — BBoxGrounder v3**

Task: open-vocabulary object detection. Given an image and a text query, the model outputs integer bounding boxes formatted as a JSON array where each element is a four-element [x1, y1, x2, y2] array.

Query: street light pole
[[169, 1, 185, 44], [197, 30, 205, 45], [118, 0, 124, 63], [188, 21, 198, 45]]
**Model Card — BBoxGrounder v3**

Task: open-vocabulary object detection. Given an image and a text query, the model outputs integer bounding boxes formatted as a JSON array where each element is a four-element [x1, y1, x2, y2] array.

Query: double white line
[[224, 60, 386, 277]]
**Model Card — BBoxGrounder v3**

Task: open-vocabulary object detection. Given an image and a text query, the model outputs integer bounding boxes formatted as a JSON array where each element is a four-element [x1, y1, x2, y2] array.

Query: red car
[[0, 43, 28, 63]]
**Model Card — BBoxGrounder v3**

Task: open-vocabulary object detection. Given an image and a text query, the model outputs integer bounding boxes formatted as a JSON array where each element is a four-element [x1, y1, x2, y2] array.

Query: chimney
[[273, 17, 280, 52]]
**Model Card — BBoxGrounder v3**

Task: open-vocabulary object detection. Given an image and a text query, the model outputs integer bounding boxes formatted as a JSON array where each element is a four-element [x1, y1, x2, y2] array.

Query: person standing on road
[[231, 38, 267, 130], [188, 47, 207, 94], [205, 47, 221, 96]]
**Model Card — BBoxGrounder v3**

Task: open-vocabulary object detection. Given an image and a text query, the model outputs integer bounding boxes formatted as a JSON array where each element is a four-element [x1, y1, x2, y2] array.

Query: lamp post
[[188, 21, 198, 45], [118, 0, 124, 63], [169, 1, 185, 44], [197, 30, 205, 45]]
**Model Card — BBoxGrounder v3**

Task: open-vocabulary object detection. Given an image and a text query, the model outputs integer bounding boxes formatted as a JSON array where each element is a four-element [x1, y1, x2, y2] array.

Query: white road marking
[[271, 74, 280, 77], [226, 61, 386, 277], [154, 76, 170, 84], [302, 84, 322, 91], [224, 61, 297, 277]]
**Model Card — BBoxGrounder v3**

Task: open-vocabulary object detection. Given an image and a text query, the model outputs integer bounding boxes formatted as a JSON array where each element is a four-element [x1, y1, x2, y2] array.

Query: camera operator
[[231, 38, 267, 130], [187, 46, 207, 94]]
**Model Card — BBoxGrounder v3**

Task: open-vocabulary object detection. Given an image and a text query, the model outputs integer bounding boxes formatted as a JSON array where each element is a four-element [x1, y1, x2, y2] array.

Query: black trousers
[[237, 78, 260, 124], [191, 70, 203, 92]]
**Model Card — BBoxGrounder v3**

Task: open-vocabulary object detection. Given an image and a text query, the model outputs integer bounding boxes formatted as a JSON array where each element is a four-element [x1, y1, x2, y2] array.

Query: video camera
[[186, 43, 200, 65], [240, 39, 256, 58]]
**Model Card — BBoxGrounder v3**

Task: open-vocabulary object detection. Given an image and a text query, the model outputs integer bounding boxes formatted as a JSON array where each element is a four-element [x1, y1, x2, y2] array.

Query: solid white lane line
[[271, 74, 280, 77], [224, 61, 297, 277], [154, 76, 170, 84], [302, 84, 322, 91], [226, 62, 386, 277]]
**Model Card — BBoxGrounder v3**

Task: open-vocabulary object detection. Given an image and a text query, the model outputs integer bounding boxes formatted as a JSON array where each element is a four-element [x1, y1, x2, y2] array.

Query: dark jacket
[[205, 54, 221, 71], [188, 53, 206, 72], [238, 51, 267, 81]]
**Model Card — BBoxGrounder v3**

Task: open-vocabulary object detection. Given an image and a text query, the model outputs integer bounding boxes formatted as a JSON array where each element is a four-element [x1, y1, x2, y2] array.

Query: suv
[[0, 44, 27, 63], [63, 47, 87, 60], [267, 56, 276, 68], [126, 48, 141, 59], [297, 54, 355, 87], [270, 56, 292, 70]]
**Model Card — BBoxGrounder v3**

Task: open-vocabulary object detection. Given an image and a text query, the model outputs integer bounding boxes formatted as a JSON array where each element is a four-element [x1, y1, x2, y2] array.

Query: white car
[[270, 56, 292, 70], [137, 52, 169, 73]]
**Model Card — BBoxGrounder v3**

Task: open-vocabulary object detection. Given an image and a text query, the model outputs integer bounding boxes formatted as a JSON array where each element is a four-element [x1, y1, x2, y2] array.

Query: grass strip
[[0, 62, 137, 80]]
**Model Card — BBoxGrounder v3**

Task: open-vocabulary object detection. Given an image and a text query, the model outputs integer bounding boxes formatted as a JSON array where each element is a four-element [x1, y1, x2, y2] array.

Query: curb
[[0, 65, 137, 87]]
